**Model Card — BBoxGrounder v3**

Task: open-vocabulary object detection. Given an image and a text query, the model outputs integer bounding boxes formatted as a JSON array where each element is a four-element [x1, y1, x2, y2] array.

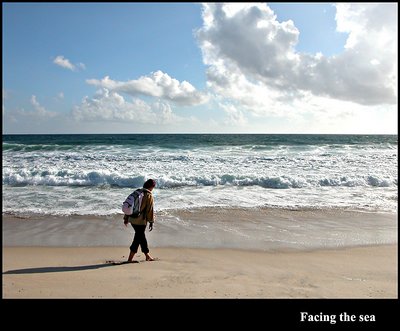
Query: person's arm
[[123, 214, 129, 226], [147, 194, 154, 231]]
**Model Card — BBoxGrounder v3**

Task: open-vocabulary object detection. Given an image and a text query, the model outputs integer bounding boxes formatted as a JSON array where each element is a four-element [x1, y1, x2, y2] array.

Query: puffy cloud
[[72, 88, 184, 125], [218, 102, 247, 125], [196, 3, 397, 108], [27, 95, 57, 117], [30, 95, 47, 115], [206, 64, 292, 116], [53, 55, 74, 70], [152, 101, 182, 124], [6, 95, 58, 121], [53, 55, 86, 71], [86, 70, 209, 106], [72, 88, 156, 122]]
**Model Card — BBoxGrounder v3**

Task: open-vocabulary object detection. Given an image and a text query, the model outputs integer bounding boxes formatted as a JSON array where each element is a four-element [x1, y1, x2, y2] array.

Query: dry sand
[[2, 244, 397, 299]]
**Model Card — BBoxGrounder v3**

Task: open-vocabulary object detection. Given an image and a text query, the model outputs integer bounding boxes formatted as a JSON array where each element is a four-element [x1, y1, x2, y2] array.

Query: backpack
[[122, 189, 144, 218]]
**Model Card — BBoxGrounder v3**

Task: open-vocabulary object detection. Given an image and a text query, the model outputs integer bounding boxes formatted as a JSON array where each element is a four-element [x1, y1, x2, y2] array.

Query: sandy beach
[[2, 244, 397, 299]]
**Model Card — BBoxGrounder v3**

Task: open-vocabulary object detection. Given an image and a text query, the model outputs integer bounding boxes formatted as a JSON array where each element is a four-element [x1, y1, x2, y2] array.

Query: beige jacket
[[129, 188, 154, 226]]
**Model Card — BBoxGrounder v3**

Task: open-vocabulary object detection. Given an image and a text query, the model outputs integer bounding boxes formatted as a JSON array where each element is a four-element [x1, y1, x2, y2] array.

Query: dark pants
[[129, 224, 149, 254]]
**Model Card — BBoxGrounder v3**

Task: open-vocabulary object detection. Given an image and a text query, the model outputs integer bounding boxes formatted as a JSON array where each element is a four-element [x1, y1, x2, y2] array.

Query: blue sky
[[3, 3, 397, 134]]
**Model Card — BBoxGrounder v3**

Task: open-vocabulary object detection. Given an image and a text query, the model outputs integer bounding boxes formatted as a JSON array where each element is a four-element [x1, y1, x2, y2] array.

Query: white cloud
[[8, 95, 58, 120], [152, 101, 183, 124], [73, 88, 155, 122], [218, 102, 247, 126], [86, 70, 209, 106], [206, 64, 293, 117], [53, 55, 86, 71], [53, 56, 74, 70], [196, 3, 397, 108], [29, 95, 57, 117], [30, 95, 47, 115], [72, 88, 186, 126]]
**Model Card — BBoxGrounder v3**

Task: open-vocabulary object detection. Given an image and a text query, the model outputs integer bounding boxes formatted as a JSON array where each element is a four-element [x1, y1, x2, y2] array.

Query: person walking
[[124, 179, 156, 262]]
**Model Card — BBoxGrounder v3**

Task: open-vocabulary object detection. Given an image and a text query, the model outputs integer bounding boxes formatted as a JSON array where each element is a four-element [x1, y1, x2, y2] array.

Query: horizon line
[[2, 132, 398, 136]]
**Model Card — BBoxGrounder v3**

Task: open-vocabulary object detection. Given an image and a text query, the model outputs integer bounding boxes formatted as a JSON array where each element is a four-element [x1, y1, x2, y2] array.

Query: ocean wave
[[2, 143, 79, 152], [2, 170, 396, 189]]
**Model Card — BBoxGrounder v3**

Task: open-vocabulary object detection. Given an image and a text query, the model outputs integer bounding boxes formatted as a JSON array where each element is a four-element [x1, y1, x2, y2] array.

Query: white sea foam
[[2, 135, 398, 216]]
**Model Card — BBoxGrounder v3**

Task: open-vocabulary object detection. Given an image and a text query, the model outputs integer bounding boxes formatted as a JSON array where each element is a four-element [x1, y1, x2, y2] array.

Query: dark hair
[[143, 179, 156, 189]]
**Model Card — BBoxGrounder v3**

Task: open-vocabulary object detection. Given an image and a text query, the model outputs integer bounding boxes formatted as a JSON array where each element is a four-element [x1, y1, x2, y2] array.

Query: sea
[[2, 134, 398, 249]]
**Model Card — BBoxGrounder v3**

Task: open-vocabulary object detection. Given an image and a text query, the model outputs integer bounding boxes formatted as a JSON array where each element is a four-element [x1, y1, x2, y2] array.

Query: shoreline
[[3, 208, 397, 250], [2, 244, 397, 299]]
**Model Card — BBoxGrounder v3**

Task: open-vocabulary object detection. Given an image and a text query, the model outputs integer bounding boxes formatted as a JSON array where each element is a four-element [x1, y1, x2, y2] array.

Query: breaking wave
[[3, 170, 396, 189], [3, 134, 397, 215]]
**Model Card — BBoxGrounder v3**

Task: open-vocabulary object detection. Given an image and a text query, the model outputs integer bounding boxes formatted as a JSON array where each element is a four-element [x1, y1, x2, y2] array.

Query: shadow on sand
[[2, 261, 132, 275]]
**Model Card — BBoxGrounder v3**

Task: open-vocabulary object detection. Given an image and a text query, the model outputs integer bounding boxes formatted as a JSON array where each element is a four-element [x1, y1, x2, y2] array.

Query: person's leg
[[141, 233, 155, 260], [139, 228, 149, 254], [137, 225, 150, 254], [127, 250, 135, 262], [133, 225, 155, 261], [128, 224, 140, 261], [145, 253, 155, 261]]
